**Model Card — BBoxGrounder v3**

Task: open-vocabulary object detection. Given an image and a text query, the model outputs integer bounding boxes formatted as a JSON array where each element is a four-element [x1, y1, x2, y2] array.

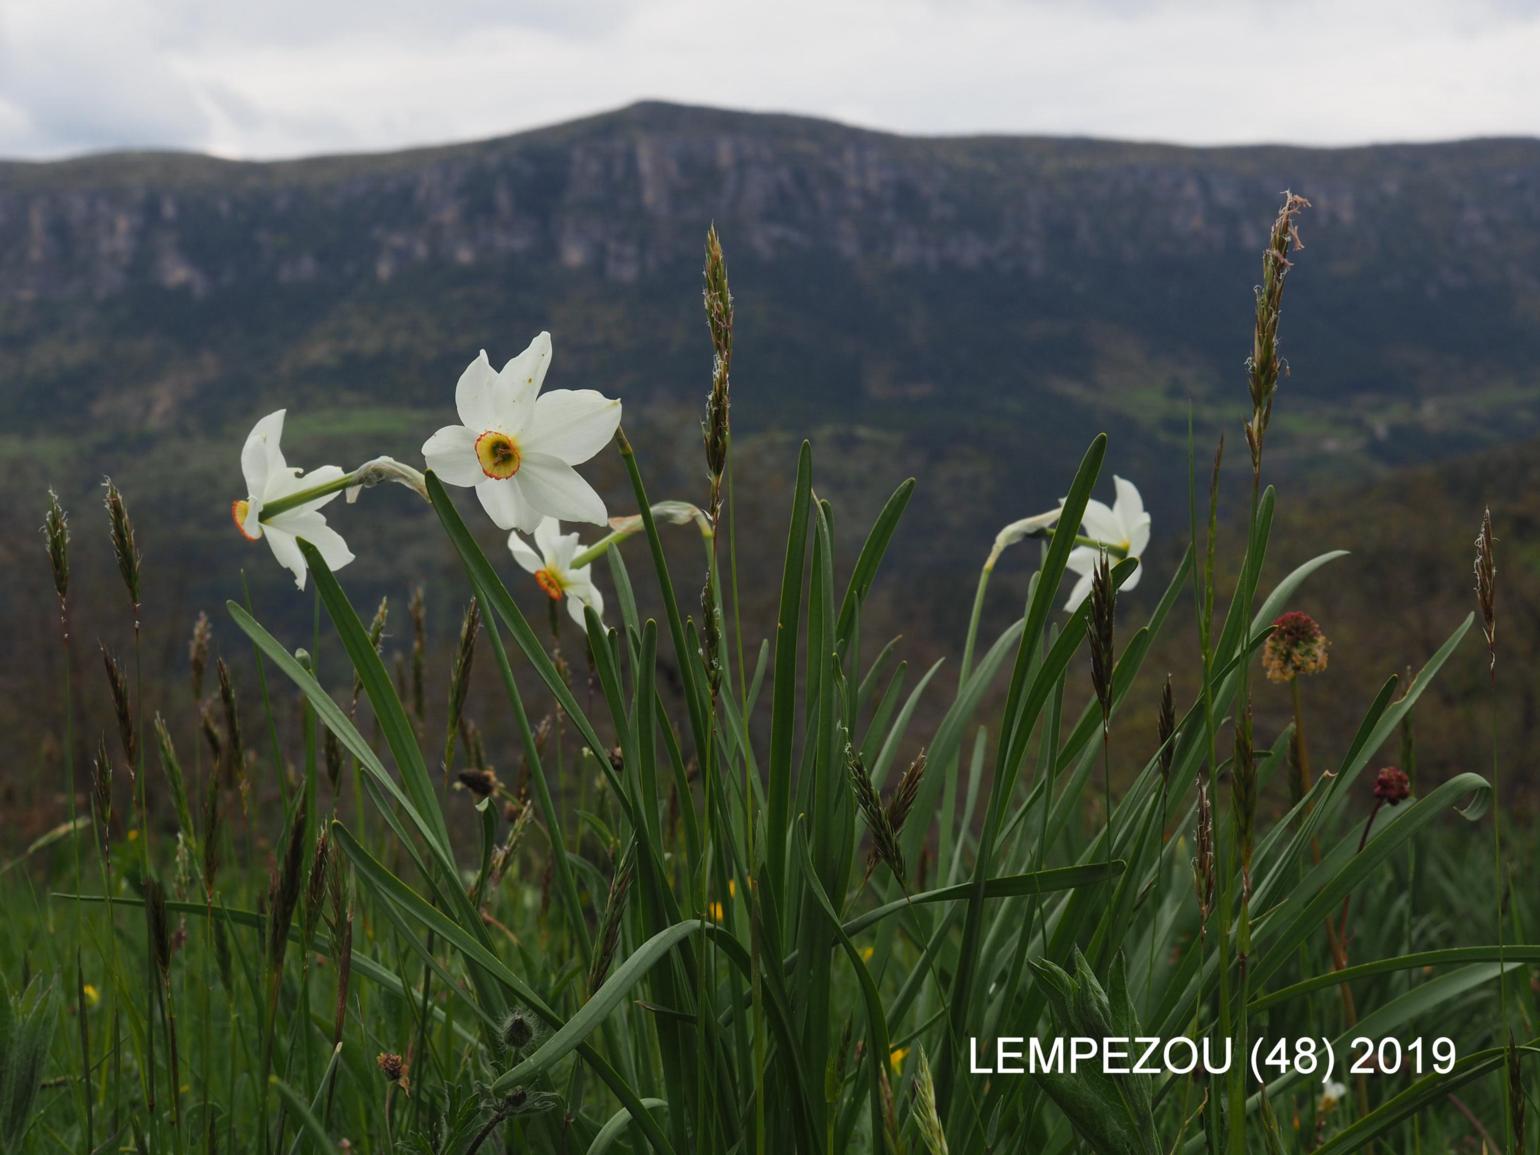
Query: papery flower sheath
[[509, 517, 606, 627], [1064, 476, 1151, 611], [231, 410, 354, 589], [422, 332, 621, 532]]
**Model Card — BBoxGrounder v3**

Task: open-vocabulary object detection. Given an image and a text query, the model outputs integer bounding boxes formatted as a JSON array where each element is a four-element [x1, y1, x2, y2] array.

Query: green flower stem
[[257, 473, 359, 521], [259, 458, 428, 522], [958, 566, 992, 687], [569, 504, 711, 570]]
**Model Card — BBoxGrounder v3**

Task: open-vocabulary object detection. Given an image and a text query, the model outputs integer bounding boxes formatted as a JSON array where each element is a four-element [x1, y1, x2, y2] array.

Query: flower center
[[231, 499, 260, 541], [534, 568, 564, 600], [475, 431, 522, 480]]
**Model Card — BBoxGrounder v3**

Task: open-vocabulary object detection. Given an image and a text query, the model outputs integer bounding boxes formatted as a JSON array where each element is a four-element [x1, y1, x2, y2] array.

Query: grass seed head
[[447, 596, 480, 738], [587, 843, 636, 995], [188, 612, 212, 700], [100, 644, 137, 769], [332, 901, 353, 1046], [1157, 674, 1176, 787], [701, 223, 734, 495], [1244, 192, 1310, 476], [266, 800, 308, 971], [462, 717, 486, 773], [1088, 548, 1116, 724], [216, 659, 243, 786], [886, 748, 927, 841], [143, 875, 172, 978], [456, 768, 499, 800], [303, 827, 331, 941], [910, 1049, 949, 1155], [1475, 507, 1497, 678], [101, 477, 141, 615], [1232, 707, 1258, 875], [90, 737, 113, 867], [354, 595, 390, 713], [847, 743, 905, 883], [1193, 775, 1215, 938], [324, 727, 343, 793], [199, 704, 222, 769], [200, 746, 223, 896], [409, 584, 426, 723], [42, 489, 69, 618]]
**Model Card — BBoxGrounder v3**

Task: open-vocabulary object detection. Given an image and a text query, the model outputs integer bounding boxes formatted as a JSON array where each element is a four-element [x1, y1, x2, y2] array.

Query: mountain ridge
[[9, 99, 1540, 171], [4, 98, 1539, 553]]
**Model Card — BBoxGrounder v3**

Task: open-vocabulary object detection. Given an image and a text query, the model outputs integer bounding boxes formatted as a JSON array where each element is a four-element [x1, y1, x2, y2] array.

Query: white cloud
[[2, 0, 1537, 159]]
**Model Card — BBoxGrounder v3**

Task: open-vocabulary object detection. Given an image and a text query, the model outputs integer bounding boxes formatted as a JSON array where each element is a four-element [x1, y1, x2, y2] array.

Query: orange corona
[[231, 499, 260, 541]]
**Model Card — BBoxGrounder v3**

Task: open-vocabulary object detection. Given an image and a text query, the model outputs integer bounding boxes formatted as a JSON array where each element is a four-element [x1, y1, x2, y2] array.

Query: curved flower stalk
[[344, 456, 429, 504], [1064, 477, 1150, 611], [982, 508, 1063, 574], [422, 333, 622, 533], [231, 410, 355, 590], [577, 501, 711, 565], [509, 518, 607, 627]]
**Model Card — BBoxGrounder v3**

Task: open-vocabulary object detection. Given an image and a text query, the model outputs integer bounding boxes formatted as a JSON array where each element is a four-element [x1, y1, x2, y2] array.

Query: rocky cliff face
[[3, 102, 1540, 505], [8, 103, 1539, 303]]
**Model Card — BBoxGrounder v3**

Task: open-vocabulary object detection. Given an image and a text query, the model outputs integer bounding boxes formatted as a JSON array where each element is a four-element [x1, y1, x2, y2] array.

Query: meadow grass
[[1, 195, 1535, 1154]]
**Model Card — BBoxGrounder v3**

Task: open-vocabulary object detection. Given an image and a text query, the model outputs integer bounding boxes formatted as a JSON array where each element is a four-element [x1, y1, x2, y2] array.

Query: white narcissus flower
[[232, 410, 354, 589], [509, 517, 605, 627], [422, 332, 622, 533], [1063, 476, 1151, 612]]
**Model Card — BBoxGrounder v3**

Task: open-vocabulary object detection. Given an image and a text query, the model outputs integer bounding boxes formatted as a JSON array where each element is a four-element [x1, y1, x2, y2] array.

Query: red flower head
[[1372, 767, 1411, 806]]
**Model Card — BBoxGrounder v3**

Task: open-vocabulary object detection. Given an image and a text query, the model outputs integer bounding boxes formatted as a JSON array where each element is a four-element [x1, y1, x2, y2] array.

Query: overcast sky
[[3, 0, 1536, 160]]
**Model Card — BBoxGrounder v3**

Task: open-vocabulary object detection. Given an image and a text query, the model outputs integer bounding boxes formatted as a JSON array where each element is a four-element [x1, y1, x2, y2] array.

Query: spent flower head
[[421, 333, 621, 532], [1262, 610, 1329, 683], [232, 410, 354, 589], [376, 1052, 410, 1095], [1317, 1079, 1347, 1113], [509, 517, 606, 627]]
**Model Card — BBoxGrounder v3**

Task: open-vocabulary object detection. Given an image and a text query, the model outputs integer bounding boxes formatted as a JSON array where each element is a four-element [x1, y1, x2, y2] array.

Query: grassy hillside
[[4, 102, 1540, 787]]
